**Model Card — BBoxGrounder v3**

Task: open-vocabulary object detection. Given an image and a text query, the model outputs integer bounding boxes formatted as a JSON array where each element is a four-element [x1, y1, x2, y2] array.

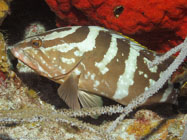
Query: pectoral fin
[[78, 91, 103, 108], [57, 74, 80, 110], [57, 73, 103, 110]]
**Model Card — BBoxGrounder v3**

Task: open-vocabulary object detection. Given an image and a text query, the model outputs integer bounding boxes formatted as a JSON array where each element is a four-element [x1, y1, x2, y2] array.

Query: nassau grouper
[[11, 26, 179, 109]]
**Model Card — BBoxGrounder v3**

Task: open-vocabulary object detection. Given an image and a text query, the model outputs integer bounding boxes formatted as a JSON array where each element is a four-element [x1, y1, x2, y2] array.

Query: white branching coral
[[148, 38, 187, 68]]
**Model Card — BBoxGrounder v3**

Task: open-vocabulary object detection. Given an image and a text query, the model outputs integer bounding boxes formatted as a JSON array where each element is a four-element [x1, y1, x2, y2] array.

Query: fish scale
[[11, 26, 178, 109]]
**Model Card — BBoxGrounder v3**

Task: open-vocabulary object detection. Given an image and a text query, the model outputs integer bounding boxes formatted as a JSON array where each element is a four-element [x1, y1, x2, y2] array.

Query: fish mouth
[[11, 47, 69, 79], [10, 47, 38, 71]]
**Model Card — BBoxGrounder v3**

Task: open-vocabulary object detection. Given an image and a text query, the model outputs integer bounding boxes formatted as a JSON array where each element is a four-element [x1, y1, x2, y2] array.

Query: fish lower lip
[[11, 47, 20, 58]]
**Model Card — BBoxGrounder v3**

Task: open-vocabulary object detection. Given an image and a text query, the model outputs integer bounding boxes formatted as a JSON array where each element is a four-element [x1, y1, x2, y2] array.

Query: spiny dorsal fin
[[57, 74, 80, 110], [78, 91, 103, 108]]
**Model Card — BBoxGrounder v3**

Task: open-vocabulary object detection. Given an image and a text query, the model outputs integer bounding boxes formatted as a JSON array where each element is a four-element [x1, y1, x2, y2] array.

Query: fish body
[[11, 26, 178, 109]]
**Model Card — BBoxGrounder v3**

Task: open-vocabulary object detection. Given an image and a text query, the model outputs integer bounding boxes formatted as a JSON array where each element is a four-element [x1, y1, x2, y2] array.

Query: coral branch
[[58, 105, 124, 117], [149, 38, 187, 68]]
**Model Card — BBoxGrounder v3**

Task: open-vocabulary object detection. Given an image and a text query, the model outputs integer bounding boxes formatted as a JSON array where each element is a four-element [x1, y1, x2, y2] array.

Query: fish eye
[[31, 38, 42, 48]]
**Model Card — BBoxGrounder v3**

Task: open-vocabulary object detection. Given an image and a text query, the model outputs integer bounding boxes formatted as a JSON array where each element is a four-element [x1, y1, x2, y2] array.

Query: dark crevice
[[1, 0, 56, 45]]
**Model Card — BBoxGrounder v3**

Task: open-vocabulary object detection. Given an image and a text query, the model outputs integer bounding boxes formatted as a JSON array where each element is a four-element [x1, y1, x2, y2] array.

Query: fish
[[11, 26, 179, 110]]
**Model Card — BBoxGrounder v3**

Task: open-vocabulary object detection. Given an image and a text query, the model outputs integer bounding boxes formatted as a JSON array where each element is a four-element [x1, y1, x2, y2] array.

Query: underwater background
[[0, 0, 187, 139]]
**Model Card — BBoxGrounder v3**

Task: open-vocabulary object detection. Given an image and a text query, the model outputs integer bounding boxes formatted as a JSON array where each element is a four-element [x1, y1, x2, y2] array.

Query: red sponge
[[45, 0, 187, 52]]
